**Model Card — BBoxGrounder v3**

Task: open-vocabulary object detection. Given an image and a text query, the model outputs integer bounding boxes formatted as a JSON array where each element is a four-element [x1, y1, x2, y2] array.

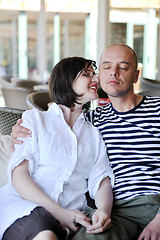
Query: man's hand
[[138, 213, 160, 240], [11, 119, 32, 151], [86, 177, 112, 234], [86, 208, 111, 234]]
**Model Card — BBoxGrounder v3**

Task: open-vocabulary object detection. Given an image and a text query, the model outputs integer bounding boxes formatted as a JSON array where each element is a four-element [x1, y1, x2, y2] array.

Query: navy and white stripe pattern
[[90, 96, 160, 200]]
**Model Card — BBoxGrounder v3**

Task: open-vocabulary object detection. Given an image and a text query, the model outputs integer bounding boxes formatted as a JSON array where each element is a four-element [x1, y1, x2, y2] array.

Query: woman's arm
[[12, 160, 91, 231], [86, 177, 113, 234]]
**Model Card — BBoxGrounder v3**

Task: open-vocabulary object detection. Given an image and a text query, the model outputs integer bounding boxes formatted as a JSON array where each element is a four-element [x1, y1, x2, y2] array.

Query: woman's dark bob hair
[[49, 56, 97, 111]]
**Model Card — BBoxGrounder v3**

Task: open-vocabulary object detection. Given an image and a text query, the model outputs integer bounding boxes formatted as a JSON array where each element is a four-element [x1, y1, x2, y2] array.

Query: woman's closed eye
[[82, 72, 88, 77], [82, 70, 95, 78]]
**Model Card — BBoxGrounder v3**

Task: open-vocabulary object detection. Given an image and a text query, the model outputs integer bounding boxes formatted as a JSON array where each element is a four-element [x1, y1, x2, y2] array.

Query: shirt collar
[[48, 102, 87, 122]]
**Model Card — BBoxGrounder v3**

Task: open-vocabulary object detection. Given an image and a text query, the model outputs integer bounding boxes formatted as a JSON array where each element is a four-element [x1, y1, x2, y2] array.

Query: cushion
[[0, 135, 13, 187]]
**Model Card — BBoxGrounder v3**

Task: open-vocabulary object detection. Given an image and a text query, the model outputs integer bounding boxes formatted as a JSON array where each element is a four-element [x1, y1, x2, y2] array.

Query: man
[[11, 44, 160, 240]]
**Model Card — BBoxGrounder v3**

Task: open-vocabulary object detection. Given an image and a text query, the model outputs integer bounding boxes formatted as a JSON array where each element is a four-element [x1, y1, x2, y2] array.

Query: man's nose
[[111, 66, 119, 76]]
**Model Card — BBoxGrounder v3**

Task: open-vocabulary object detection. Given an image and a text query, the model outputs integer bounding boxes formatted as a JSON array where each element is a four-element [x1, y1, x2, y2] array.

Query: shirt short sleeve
[[88, 129, 114, 199], [7, 110, 40, 182]]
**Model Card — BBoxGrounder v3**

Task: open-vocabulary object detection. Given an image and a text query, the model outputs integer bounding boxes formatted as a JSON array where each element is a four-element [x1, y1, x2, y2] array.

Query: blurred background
[[0, 0, 160, 107]]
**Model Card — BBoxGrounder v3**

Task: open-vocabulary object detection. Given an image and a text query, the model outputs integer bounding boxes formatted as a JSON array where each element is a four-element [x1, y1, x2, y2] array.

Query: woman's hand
[[86, 207, 111, 234], [56, 208, 92, 231], [11, 119, 32, 151]]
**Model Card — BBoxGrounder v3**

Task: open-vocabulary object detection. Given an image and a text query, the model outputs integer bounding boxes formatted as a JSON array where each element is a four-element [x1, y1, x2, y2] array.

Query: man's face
[[99, 45, 139, 98]]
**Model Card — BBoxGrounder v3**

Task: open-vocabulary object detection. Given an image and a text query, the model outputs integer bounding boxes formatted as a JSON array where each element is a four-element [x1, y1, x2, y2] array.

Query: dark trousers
[[2, 207, 67, 240]]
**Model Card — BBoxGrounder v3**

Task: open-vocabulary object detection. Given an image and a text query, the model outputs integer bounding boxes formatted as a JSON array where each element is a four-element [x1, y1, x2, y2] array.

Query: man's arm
[[11, 119, 32, 151], [11, 109, 96, 151], [86, 177, 113, 234]]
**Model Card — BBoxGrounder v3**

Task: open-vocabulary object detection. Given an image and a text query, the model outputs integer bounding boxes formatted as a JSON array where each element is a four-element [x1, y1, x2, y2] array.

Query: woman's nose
[[92, 73, 99, 82]]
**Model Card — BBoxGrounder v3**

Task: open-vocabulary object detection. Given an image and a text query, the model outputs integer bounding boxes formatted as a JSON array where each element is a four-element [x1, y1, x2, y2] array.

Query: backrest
[[1, 86, 33, 110], [138, 90, 160, 97], [0, 135, 12, 187], [12, 79, 43, 89], [27, 91, 52, 111], [140, 77, 160, 92], [0, 107, 24, 135], [0, 76, 13, 87]]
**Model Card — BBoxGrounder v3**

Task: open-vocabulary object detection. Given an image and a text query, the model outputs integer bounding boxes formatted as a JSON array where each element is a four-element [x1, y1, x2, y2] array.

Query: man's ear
[[134, 69, 140, 84]]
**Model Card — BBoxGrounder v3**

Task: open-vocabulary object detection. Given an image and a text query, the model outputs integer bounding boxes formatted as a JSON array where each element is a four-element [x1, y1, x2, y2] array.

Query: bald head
[[100, 43, 138, 71]]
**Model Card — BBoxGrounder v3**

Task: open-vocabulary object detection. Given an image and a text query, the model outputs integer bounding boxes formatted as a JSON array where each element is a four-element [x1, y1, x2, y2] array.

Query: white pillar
[[37, 0, 47, 82], [12, 19, 17, 76], [89, 2, 98, 62], [126, 22, 134, 48], [85, 13, 90, 58], [143, 9, 157, 79], [97, 0, 111, 65], [53, 13, 60, 66], [0, 38, 3, 62], [157, 12, 160, 81], [18, 11, 28, 79], [64, 19, 69, 58]]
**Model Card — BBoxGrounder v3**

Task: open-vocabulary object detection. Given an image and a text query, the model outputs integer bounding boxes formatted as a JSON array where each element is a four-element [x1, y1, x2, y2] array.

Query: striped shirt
[[89, 96, 160, 200]]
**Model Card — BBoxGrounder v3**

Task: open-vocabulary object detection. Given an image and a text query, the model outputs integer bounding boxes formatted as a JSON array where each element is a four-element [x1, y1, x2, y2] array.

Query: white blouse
[[0, 103, 114, 239]]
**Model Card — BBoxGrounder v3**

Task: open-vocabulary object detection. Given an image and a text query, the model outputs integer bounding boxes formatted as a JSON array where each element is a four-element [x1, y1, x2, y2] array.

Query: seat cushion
[[0, 135, 13, 187]]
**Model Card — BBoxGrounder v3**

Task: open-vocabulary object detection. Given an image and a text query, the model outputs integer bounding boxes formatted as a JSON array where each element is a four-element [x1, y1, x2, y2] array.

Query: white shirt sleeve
[[7, 110, 40, 183], [88, 131, 114, 199]]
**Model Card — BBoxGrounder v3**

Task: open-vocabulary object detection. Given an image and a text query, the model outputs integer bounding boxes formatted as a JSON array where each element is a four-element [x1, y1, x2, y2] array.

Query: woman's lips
[[90, 84, 98, 92]]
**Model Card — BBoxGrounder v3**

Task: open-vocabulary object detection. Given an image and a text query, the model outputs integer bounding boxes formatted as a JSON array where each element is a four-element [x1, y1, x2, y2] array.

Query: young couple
[[2, 43, 160, 240]]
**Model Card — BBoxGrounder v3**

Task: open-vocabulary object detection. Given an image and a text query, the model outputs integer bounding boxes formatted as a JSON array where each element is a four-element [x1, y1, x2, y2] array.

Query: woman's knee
[[33, 230, 58, 240]]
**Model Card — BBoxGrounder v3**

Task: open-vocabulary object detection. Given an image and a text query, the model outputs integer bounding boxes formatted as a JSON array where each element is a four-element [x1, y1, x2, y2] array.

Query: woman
[[0, 57, 114, 240]]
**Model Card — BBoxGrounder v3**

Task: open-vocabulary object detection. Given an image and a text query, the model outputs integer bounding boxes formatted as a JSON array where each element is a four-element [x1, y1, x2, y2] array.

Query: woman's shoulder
[[22, 108, 51, 122]]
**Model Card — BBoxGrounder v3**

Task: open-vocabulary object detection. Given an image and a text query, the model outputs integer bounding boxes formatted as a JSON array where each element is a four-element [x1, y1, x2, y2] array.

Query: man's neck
[[110, 94, 143, 112]]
